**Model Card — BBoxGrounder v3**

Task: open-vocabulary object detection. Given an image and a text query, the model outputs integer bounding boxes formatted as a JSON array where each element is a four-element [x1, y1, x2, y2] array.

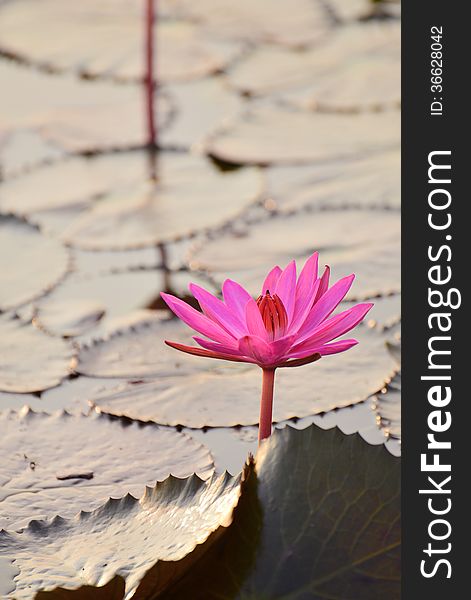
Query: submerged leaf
[[0, 216, 70, 312], [0, 318, 75, 393], [166, 424, 401, 599], [0, 408, 214, 531], [0, 461, 252, 600]]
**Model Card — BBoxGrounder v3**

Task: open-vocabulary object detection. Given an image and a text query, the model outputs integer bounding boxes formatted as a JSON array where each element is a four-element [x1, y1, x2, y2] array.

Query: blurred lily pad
[[229, 22, 400, 110], [172, 0, 330, 47], [77, 318, 222, 379], [34, 270, 166, 339], [373, 337, 401, 440], [374, 371, 401, 440], [328, 0, 401, 21], [58, 155, 260, 250], [162, 78, 244, 149], [190, 209, 400, 300], [265, 149, 400, 211], [0, 407, 214, 531], [87, 324, 396, 427], [0, 1, 243, 82], [0, 318, 75, 393], [0, 216, 70, 312], [205, 106, 399, 165], [0, 62, 171, 156], [0, 376, 129, 415], [1, 152, 262, 250], [165, 424, 401, 599], [0, 464, 249, 600], [0, 130, 63, 179]]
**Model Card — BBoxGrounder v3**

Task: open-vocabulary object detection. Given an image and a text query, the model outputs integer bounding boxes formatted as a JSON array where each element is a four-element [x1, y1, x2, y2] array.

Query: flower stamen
[[256, 291, 288, 340]]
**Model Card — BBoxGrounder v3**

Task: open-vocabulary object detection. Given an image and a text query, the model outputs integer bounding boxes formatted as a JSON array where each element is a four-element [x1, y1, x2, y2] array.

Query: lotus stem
[[145, 0, 157, 148], [258, 368, 276, 444]]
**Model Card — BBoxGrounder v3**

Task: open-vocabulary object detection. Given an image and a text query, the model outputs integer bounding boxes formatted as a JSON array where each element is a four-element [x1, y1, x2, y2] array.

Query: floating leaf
[[190, 209, 400, 300], [0, 408, 214, 531], [265, 149, 400, 211], [88, 324, 395, 427], [189, 396, 399, 477], [386, 336, 401, 366], [76, 318, 222, 379], [0, 154, 148, 216], [0, 376, 126, 415], [328, 0, 401, 21], [36, 153, 260, 250], [1, 153, 261, 249], [0, 62, 171, 155], [0, 1, 243, 83], [0, 318, 75, 393], [0, 466, 250, 600], [345, 294, 401, 332], [173, 0, 330, 47], [229, 22, 399, 111], [162, 78, 244, 149], [164, 424, 401, 599], [373, 337, 401, 440], [0, 216, 70, 312], [34, 270, 163, 339], [0, 130, 63, 179], [204, 106, 399, 165], [374, 371, 401, 440]]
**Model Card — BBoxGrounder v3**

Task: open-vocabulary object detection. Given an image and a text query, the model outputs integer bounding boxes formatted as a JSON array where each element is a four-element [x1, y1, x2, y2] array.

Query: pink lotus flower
[[161, 253, 372, 443]]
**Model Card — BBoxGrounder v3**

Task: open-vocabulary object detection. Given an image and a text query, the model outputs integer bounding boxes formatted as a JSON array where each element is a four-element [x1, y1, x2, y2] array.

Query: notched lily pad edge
[[0, 457, 255, 599], [0, 213, 75, 313]]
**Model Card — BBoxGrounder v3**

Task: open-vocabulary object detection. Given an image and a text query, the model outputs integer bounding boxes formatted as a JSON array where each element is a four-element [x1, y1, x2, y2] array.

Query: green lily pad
[[0, 1, 243, 83], [0, 461, 249, 599], [166, 424, 401, 599], [190, 209, 400, 300], [0, 318, 75, 393], [0, 407, 214, 532], [0, 216, 70, 312], [204, 106, 399, 165], [85, 322, 395, 427]]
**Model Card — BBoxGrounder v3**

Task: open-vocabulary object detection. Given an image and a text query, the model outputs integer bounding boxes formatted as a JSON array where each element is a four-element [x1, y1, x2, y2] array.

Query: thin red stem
[[145, 0, 157, 148], [258, 368, 276, 444]]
